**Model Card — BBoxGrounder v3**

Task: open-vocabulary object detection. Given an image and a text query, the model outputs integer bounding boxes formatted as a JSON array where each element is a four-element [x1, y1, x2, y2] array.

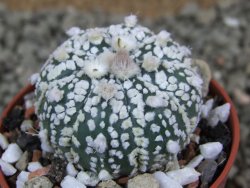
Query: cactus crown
[[35, 15, 203, 183]]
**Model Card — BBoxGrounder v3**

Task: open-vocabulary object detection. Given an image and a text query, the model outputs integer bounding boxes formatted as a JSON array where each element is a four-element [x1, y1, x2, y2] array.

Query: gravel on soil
[[0, 0, 249, 187]]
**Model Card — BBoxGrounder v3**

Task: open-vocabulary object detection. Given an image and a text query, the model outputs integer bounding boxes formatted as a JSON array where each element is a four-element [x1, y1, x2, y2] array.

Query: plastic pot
[[0, 80, 240, 188]]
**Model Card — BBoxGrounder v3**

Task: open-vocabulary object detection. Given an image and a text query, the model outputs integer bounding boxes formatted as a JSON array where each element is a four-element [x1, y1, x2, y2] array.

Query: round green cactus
[[35, 15, 203, 183]]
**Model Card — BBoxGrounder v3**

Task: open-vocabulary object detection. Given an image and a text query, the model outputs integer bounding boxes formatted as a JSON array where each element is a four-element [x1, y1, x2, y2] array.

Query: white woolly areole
[[93, 133, 107, 153], [166, 167, 201, 186], [96, 82, 117, 101], [47, 87, 64, 102], [1, 143, 23, 163], [84, 58, 109, 79], [142, 53, 160, 72], [61, 175, 86, 188], [146, 96, 168, 108], [112, 35, 137, 51], [98, 169, 113, 181], [124, 15, 137, 27], [66, 27, 81, 36], [199, 142, 223, 159], [166, 140, 180, 154], [0, 133, 9, 150], [87, 29, 103, 45], [53, 47, 70, 62], [156, 30, 171, 46], [110, 50, 140, 79], [153, 171, 182, 188], [0, 159, 17, 176]]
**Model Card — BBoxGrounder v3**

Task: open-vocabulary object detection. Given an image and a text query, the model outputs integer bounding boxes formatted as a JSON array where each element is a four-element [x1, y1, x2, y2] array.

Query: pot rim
[[0, 80, 240, 188]]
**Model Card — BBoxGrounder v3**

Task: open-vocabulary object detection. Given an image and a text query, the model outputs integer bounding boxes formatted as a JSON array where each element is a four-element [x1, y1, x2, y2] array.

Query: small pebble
[[1, 143, 23, 163], [198, 159, 218, 185], [207, 103, 230, 127], [0, 132, 9, 150], [128, 173, 160, 188], [20, 120, 33, 132], [186, 154, 204, 168], [153, 171, 182, 188], [199, 142, 223, 159], [15, 151, 29, 171], [97, 180, 122, 188], [76, 171, 99, 187], [61, 175, 86, 188], [27, 161, 43, 172], [166, 167, 200, 186], [24, 176, 53, 188], [0, 159, 17, 176]]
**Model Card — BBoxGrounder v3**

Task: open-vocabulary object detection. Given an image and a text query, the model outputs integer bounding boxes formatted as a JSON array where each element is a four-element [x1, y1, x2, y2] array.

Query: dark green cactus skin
[[35, 20, 203, 180]]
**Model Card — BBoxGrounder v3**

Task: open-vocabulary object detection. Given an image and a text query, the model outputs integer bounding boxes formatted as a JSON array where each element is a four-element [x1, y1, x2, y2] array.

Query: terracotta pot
[[0, 80, 240, 188]]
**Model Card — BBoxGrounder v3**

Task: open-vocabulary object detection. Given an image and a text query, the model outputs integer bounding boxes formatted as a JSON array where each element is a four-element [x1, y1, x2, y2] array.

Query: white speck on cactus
[[55, 104, 65, 114], [119, 106, 129, 119], [124, 15, 137, 27], [208, 103, 230, 127], [132, 127, 144, 137], [166, 167, 200, 186], [61, 175, 86, 188], [153, 171, 182, 188], [150, 124, 160, 133], [199, 142, 223, 159], [72, 135, 81, 148], [0, 133, 9, 150], [146, 96, 168, 108], [47, 87, 64, 103], [121, 118, 133, 130], [87, 28, 103, 45], [87, 120, 96, 131], [66, 27, 81, 36], [76, 171, 99, 187], [1, 143, 23, 164], [166, 140, 180, 154], [0, 159, 17, 176], [155, 135, 164, 142], [27, 162, 43, 172], [29, 73, 39, 85], [155, 71, 167, 85], [145, 112, 155, 122], [93, 133, 107, 154], [39, 129, 54, 152], [109, 113, 119, 124], [59, 137, 71, 147], [110, 50, 140, 79], [61, 127, 73, 137], [110, 140, 119, 148]]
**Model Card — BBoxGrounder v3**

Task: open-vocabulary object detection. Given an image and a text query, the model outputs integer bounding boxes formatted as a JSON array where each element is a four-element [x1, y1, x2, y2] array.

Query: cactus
[[35, 15, 204, 183]]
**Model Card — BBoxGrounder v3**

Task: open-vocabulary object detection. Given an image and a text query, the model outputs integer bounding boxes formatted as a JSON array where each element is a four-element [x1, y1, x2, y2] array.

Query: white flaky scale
[[146, 95, 168, 108], [142, 53, 160, 72], [93, 133, 107, 154]]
